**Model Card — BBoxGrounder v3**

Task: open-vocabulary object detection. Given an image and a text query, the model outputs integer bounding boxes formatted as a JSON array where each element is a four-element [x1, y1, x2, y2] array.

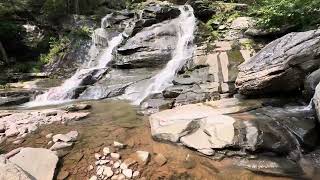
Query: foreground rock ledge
[[236, 29, 320, 95], [9, 148, 59, 180], [149, 98, 317, 156]]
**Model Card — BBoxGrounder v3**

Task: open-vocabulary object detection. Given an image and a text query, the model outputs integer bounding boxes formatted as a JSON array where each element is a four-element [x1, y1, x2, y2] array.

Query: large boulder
[[150, 98, 318, 156], [114, 19, 178, 68], [189, 0, 216, 22], [236, 29, 320, 95], [9, 148, 59, 180], [133, 2, 181, 33]]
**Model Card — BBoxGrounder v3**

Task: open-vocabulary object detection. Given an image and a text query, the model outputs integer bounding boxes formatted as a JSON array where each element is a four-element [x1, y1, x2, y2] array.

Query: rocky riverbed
[[1, 100, 316, 180]]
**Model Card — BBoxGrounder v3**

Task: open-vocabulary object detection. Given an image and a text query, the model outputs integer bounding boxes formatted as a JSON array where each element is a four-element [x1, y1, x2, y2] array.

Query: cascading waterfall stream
[[122, 5, 196, 105], [25, 15, 124, 107]]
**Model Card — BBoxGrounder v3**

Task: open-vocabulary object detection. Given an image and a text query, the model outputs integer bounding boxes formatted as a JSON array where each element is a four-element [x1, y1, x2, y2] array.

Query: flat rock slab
[[0, 155, 32, 180], [9, 148, 59, 180], [0, 109, 89, 139]]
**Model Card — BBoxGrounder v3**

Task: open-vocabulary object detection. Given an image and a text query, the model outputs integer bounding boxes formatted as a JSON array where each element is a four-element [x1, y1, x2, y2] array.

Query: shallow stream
[[0, 100, 298, 180]]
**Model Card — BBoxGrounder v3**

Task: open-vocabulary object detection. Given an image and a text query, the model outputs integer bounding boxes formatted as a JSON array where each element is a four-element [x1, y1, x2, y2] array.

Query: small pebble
[[122, 169, 133, 178], [111, 175, 119, 180], [99, 160, 109, 165], [89, 175, 98, 180], [103, 147, 110, 156], [20, 133, 27, 138], [154, 153, 167, 166], [114, 169, 120, 175], [46, 133, 53, 139], [133, 171, 140, 178], [95, 153, 101, 160], [120, 163, 127, 170], [113, 141, 125, 149], [103, 166, 113, 178], [111, 153, 120, 160], [12, 139, 24, 145], [88, 165, 94, 171], [113, 161, 120, 168], [117, 174, 126, 180], [136, 151, 150, 164], [96, 166, 104, 175]]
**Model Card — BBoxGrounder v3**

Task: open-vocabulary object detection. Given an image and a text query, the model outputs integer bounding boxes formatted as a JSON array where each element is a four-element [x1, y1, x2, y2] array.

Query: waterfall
[[122, 5, 196, 105], [25, 15, 124, 107]]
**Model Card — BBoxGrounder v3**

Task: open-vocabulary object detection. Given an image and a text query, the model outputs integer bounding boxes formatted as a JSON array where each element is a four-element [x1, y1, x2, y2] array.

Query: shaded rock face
[[150, 98, 318, 157], [189, 0, 216, 22], [155, 41, 250, 108], [133, 3, 181, 33], [304, 68, 320, 98], [112, 3, 182, 68], [0, 90, 37, 107], [236, 29, 320, 96], [44, 39, 93, 78], [114, 20, 178, 68], [109, 3, 181, 69]]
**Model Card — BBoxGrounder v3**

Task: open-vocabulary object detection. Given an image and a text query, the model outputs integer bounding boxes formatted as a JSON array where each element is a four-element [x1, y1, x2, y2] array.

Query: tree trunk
[[75, 0, 80, 14], [0, 41, 8, 64]]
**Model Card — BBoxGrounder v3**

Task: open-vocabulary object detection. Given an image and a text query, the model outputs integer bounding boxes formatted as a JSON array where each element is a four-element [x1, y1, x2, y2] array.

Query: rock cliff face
[[236, 29, 320, 96]]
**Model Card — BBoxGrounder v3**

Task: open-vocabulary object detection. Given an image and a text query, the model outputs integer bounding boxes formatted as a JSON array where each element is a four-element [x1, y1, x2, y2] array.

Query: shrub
[[40, 37, 71, 64], [252, 0, 320, 30]]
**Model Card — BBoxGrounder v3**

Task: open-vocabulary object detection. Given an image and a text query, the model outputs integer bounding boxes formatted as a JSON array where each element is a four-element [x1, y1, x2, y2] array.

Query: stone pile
[[48, 130, 79, 152], [89, 141, 152, 180]]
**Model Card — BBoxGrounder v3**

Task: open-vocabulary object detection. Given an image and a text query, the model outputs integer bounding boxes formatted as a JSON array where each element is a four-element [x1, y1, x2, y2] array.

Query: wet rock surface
[[0, 100, 315, 179], [235, 156, 304, 177], [0, 104, 89, 144], [114, 14, 179, 68], [236, 29, 320, 96]]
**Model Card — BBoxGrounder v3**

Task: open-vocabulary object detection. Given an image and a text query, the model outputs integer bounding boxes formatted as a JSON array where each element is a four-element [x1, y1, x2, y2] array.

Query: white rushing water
[[122, 5, 196, 105], [25, 16, 124, 107]]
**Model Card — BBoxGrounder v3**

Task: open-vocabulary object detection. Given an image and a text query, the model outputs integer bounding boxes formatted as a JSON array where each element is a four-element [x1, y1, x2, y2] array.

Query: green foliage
[[9, 61, 42, 73], [205, 4, 243, 41], [40, 37, 71, 64], [252, 0, 320, 30], [42, 0, 67, 22], [71, 26, 93, 39], [0, 21, 24, 42]]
